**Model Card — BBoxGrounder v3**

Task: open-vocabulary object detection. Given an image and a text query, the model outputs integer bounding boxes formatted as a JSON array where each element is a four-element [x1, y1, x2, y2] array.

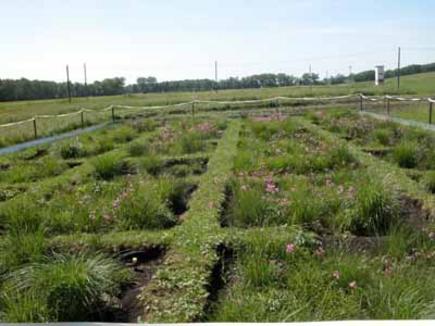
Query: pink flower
[[265, 178, 279, 193], [348, 281, 357, 289], [332, 270, 340, 280], [286, 243, 296, 254]]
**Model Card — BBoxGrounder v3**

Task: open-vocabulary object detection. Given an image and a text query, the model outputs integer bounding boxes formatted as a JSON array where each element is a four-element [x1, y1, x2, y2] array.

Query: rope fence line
[[1, 93, 434, 145]]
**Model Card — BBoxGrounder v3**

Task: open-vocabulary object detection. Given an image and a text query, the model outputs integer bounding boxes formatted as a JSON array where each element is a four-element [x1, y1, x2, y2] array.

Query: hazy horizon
[[2, 0, 435, 84]]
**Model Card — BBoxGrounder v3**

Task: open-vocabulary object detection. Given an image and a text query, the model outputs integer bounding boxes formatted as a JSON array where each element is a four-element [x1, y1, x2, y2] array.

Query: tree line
[[1, 62, 434, 102]]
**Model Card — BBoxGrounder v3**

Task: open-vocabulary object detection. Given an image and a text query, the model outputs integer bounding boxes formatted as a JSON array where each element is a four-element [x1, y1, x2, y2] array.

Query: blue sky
[[1, 0, 435, 83]]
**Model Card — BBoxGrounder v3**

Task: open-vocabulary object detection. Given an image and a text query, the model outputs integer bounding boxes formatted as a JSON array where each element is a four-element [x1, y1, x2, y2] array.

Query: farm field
[[0, 107, 434, 322], [0, 73, 435, 147]]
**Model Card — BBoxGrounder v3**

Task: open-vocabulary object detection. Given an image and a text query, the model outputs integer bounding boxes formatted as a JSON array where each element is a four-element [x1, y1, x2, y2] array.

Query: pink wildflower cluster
[[286, 243, 296, 254], [265, 177, 279, 194], [112, 181, 134, 212], [193, 122, 216, 134]]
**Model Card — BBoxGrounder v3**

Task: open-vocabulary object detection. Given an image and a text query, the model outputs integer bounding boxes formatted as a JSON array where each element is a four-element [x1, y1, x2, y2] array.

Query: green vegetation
[[1, 104, 435, 323]]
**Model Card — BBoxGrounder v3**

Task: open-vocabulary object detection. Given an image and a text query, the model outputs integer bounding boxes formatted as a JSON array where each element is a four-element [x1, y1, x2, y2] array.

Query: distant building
[[375, 65, 385, 86]]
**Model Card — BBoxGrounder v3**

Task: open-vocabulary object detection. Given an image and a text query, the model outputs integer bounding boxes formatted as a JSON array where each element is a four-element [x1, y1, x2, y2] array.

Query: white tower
[[375, 65, 385, 86]]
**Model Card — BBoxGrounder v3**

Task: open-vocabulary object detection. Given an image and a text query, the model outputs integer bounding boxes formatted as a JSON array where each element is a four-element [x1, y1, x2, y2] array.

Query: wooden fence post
[[359, 95, 363, 111], [111, 106, 115, 123], [192, 101, 195, 118], [81, 111, 85, 128], [429, 102, 433, 125], [33, 117, 37, 139]]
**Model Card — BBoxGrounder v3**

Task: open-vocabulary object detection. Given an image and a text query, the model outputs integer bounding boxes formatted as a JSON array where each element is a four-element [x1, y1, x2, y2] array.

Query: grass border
[[139, 120, 241, 322]]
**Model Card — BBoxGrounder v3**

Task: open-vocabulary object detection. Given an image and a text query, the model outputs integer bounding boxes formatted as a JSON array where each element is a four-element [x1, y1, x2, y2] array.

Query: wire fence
[[359, 94, 435, 125], [1, 94, 434, 148]]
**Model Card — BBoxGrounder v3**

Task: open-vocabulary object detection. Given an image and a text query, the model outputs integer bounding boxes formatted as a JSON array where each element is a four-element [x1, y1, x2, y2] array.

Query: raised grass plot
[[0, 111, 434, 322]]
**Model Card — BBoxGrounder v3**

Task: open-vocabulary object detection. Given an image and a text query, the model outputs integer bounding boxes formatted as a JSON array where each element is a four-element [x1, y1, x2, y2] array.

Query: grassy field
[[1, 72, 435, 124], [0, 72, 434, 148], [0, 108, 434, 322]]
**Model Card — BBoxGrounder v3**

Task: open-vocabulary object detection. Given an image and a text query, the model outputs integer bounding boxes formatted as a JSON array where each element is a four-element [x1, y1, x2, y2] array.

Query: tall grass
[[345, 179, 400, 235], [392, 142, 418, 168], [1, 253, 132, 322]]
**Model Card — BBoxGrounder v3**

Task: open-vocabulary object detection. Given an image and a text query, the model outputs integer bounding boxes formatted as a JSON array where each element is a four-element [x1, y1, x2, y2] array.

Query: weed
[[92, 152, 134, 180], [1, 254, 131, 322], [423, 171, 435, 193], [60, 139, 87, 159], [392, 142, 418, 168], [111, 126, 137, 143], [179, 132, 206, 154], [372, 128, 393, 146], [347, 180, 400, 235], [115, 181, 177, 230], [128, 140, 149, 157], [129, 119, 157, 132]]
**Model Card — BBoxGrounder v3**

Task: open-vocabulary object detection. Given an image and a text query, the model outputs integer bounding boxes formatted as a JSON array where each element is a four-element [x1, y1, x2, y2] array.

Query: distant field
[[0, 72, 434, 148], [1, 72, 435, 124]]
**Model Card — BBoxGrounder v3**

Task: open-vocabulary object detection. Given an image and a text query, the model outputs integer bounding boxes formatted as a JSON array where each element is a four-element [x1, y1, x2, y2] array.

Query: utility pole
[[214, 60, 218, 92], [66, 65, 71, 103], [397, 46, 401, 89], [214, 60, 218, 82], [83, 63, 87, 96], [309, 64, 313, 92]]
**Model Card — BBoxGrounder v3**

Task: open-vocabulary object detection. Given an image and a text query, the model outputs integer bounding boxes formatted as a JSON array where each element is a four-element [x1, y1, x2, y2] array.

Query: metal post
[[387, 98, 390, 115], [33, 118, 37, 138], [66, 65, 72, 103], [397, 47, 401, 89], [430, 102, 433, 125], [276, 98, 280, 114], [83, 63, 87, 97], [81, 111, 85, 128]]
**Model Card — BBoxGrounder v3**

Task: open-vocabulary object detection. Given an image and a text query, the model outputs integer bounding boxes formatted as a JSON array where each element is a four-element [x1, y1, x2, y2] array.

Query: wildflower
[[348, 281, 357, 290], [241, 185, 248, 191], [314, 246, 325, 258], [332, 270, 340, 280], [286, 243, 296, 254], [265, 178, 279, 193]]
